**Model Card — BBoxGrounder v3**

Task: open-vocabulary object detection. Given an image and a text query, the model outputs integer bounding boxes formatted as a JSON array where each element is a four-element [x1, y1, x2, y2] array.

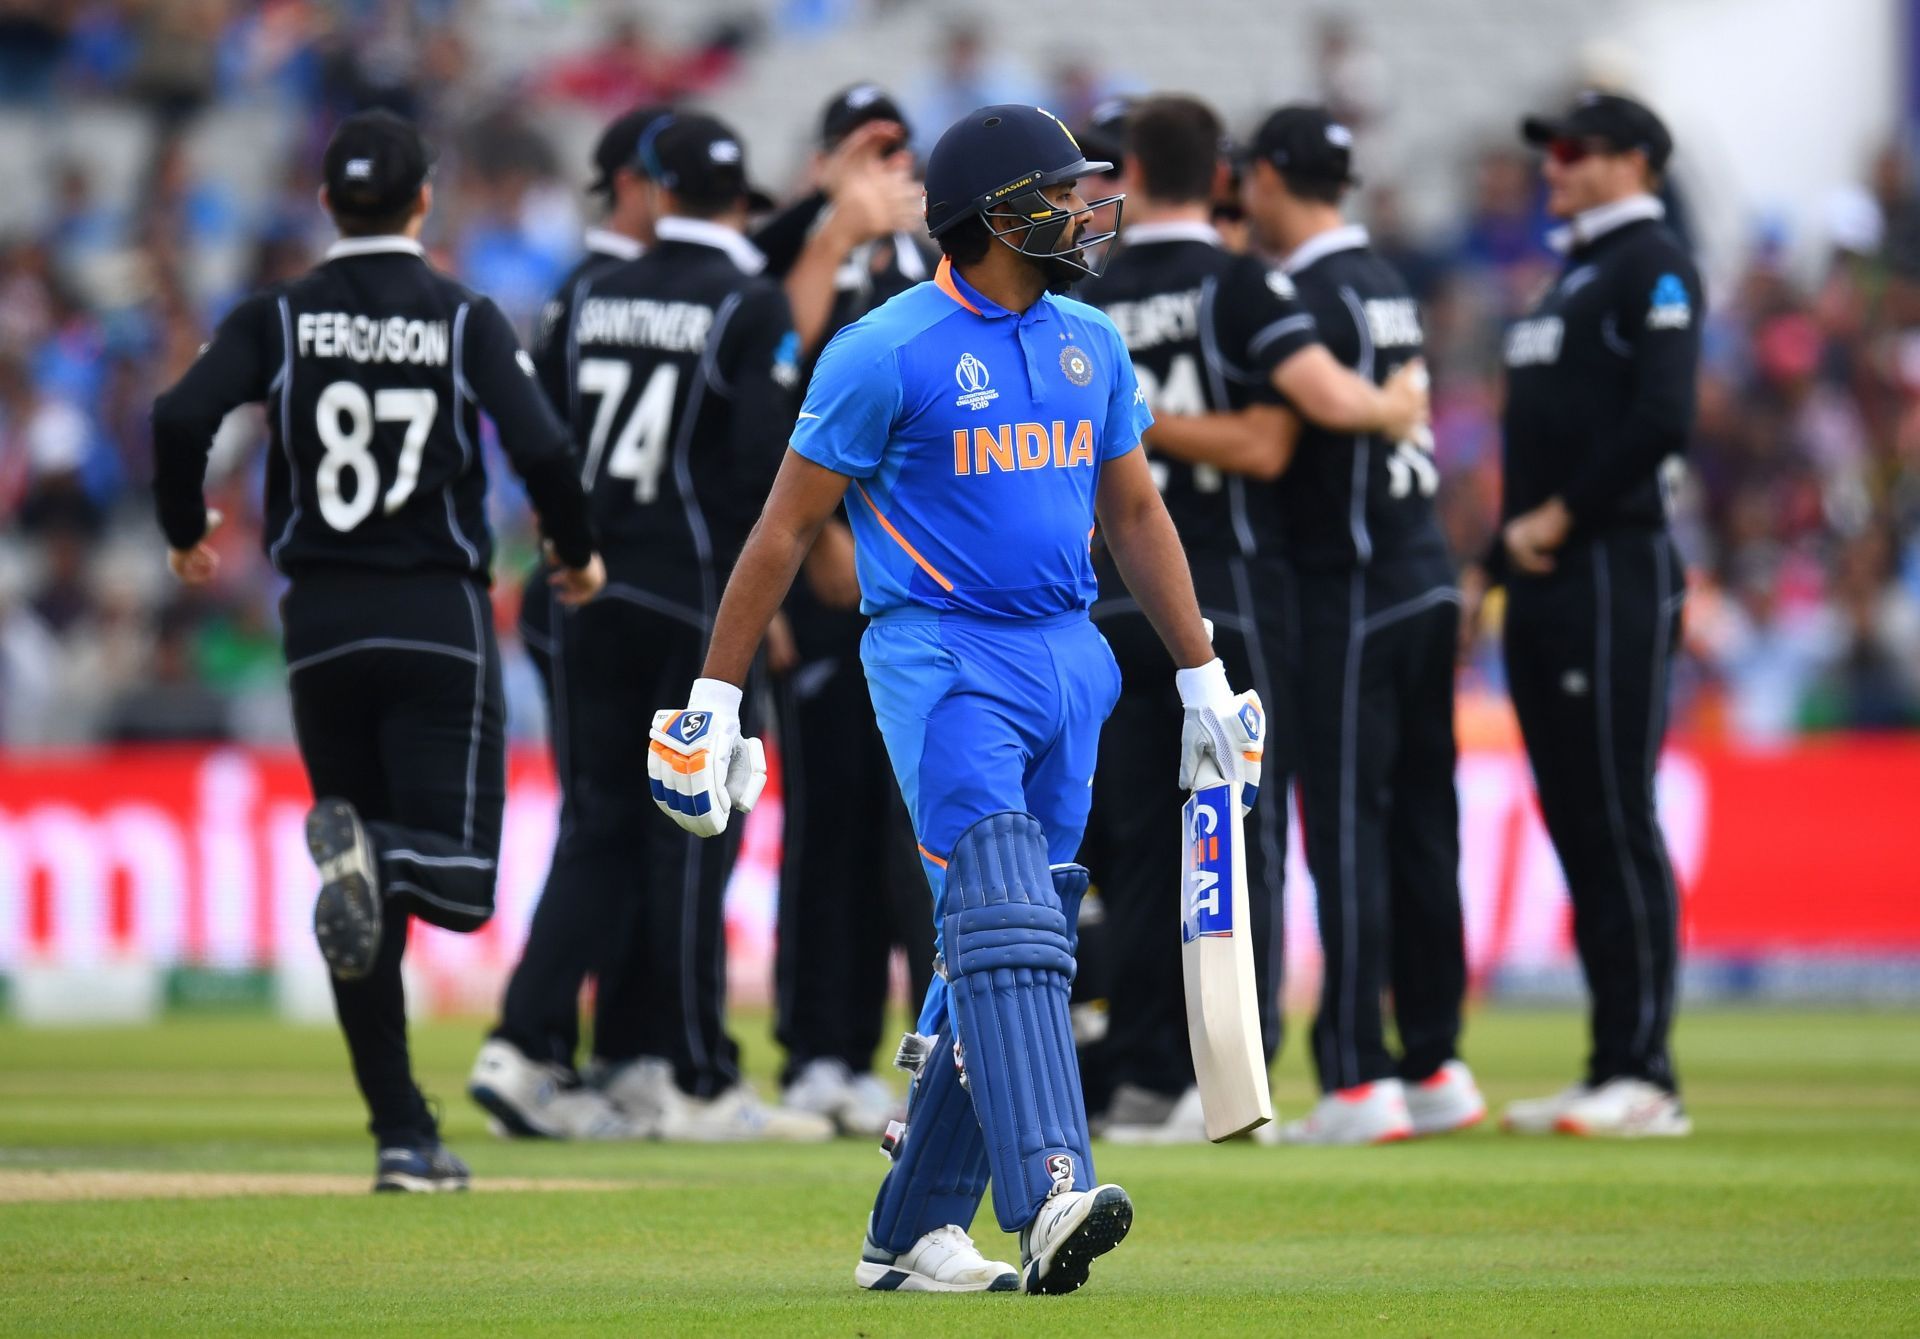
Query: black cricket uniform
[[754, 196, 940, 1087], [1496, 196, 1700, 1093], [504, 227, 642, 1076], [152, 235, 595, 1146], [1076, 220, 1310, 1105], [494, 215, 798, 1099], [519, 228, 643, 715], [1277, 224, 1466, 1094]]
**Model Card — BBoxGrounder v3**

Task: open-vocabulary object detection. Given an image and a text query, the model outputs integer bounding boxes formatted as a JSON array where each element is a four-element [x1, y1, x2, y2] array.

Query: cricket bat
[[1181, 757, 1274, 1141]]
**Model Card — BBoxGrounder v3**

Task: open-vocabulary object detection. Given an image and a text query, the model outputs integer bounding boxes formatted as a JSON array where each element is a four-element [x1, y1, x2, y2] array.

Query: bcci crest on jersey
[[1182, 784, 1237, 943], [954, 352, 999, 411]]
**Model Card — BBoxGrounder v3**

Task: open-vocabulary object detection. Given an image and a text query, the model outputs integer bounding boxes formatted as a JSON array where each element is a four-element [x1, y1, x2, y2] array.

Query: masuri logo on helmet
[[922, 104, 1124, 284]]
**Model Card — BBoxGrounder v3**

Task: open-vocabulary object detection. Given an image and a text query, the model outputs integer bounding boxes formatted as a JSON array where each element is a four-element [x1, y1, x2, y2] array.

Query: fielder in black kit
[[468, 106, 677, 1141], [752, 86, 940, 1135], [151, 111, 605, 1191], [516, 104, 670, 722], [1076, 96, 1429, 1142], [472, 113, 831, 1143], [1470, 94, 1700, 1140], [1144, 104, 1481, 1146]]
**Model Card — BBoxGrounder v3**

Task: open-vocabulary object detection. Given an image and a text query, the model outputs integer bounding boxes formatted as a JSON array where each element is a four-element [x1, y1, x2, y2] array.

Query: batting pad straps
[[1051, 863, 1090, 953], [940, 812, 1095, 1234], [867, 1024, 990, 1254]]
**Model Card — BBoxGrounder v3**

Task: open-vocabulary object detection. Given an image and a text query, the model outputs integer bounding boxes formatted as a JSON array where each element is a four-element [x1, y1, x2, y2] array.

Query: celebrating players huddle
[[152, 80, 1700, 1294]]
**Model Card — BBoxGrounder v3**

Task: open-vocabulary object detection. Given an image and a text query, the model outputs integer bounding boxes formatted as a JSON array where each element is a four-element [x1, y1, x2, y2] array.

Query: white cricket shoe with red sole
[[1280, 1079, 1414, 1145], [1502, 1083, 1591, 1134], [1405, 1060, 1487, 1137], [1555, 1078, 1693, 1138]]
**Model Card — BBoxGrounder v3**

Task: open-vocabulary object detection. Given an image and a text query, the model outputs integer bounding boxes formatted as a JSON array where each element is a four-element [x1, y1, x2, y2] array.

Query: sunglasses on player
[[1547, 137, 1615, 166]]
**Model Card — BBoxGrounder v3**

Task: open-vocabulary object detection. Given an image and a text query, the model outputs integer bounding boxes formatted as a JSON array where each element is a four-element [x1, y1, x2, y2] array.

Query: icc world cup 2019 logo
[[955, 352, 989, 392], [953, 351, 998, 410]]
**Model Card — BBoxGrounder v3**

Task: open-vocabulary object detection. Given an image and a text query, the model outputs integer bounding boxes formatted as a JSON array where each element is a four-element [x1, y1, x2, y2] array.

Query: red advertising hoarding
[[0, 740, 1915, 1012]]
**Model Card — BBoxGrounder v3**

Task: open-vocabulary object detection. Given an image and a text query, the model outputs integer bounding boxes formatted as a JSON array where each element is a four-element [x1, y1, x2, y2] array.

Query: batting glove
[[1176, 658, 1264, 814], [648, 678, 767, 838]]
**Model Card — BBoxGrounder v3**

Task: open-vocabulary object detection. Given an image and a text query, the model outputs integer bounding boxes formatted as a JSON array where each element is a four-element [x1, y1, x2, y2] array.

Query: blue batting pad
[[943, 811, 1095, 1232], [867, 1009, 989, 1252]]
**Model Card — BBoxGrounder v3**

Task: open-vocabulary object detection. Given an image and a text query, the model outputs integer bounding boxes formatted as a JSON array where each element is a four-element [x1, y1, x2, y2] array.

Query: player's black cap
[[1243, 103, 1359, 186], [820, 83, 909, 148], [1076, 96, 1133, 172], [1522, 91, 1673, 171], [923, 103, 1111, 238], [589, 103, 674, 196], [641, 112, 772, 210], [323, 109, 433, 217]]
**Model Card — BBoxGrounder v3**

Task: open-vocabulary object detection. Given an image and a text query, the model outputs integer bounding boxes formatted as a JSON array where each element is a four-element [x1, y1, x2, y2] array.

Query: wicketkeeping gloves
[[648, 678, 768, 838], [1176, 657, 1264, 814]]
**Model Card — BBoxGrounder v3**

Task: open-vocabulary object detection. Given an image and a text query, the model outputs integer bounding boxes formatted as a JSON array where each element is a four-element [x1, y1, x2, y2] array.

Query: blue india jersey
[[790, 258, 1153, 618]]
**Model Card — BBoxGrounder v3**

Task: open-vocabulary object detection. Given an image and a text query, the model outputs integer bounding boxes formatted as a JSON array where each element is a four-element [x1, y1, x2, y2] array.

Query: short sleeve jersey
[[790, 258, 1152, 619]]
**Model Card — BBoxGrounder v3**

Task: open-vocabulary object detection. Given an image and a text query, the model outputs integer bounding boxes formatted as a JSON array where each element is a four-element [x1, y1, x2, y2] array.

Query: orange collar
[[934, 256, 986, 317]]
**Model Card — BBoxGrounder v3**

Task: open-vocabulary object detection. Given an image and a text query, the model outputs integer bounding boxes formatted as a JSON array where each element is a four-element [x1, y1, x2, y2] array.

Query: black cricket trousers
[[1503, 528, 1686, 1092], [1081, 551, 1292, 1103], [770, 592, 934, 1087], [283, 569, 505, 1146], [1294, 556, 1465, 1094], [495, 578, 741, 1099]]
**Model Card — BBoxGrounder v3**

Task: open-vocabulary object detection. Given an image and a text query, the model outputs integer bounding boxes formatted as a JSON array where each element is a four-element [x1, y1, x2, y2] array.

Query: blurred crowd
[[0, 1, 1916, 750]]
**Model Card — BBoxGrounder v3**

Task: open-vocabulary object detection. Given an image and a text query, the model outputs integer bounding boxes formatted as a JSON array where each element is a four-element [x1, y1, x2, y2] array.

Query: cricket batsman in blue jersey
[[647, 105, 1264, 1296]]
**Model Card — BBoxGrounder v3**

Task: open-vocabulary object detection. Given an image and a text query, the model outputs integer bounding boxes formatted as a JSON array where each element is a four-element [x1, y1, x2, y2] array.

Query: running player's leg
[[290, 645, 437, 1147], [1386, 596, 1467, 1083], [366, 577, 504, 933]]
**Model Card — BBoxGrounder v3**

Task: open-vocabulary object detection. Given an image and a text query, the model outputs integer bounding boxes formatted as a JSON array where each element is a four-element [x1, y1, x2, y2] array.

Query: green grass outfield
[[0, 1008, 1915, 1336]]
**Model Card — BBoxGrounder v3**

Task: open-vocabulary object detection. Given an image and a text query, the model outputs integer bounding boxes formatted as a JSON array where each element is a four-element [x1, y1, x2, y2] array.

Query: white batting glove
[[1176, 658, 1265, 814], [647, 678, 767, 838]]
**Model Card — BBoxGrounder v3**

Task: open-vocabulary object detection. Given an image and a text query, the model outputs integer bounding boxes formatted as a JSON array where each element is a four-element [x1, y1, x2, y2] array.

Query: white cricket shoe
[[1104, 1086, 1210, 1145], [1405, 1061, 1487, 1137], [783, 1059, 900, 1137], [1501, 1083, 1592, 1134], [783, 1058, 855, 1122], [854, 1224, 1019, 1293], [602, 1057, 834, 1142], [466, 1039, 649, 1140], [840, 1073, 903, 1138], [1020, 1184, 1134, 1295], [595, 1055, 676, 1124], [1554, 1078, 1692, 1138], [1280, 1079, 1415, 1145]]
